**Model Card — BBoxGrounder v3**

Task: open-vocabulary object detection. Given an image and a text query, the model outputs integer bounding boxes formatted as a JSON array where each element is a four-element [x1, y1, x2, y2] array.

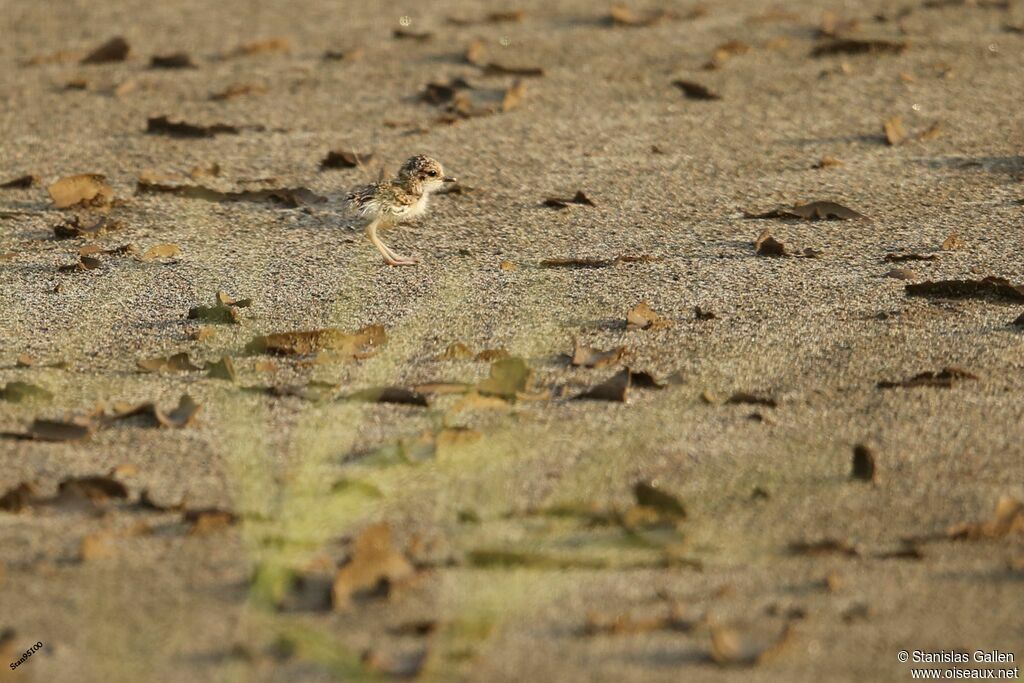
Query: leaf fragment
[[476, 357, 532, 398], [906, 277, 1024, 302], [140, 243, 181, 261], [810, 38, 907, 57], [542, 190, 595, 209], [948, 497, 1024, 540], [571, 341, 626, 368], [81, 36, 130, 64], [332, 523, 415, 609], [0, 174, 36, 189], [47, 174, 114, 209], [145, 116, 248, 138], [884, 116, 908, 145], [246, 325, 386, 356], [672, 79, 720, 100], [626, 301, 671, 330], [320, 149, 373, 169], [877, 367, 977, 389], [851, 444, 877, 482], [149, 52, 196, 69], [137, 352, 201, 373], [744, 201, 865, 221]]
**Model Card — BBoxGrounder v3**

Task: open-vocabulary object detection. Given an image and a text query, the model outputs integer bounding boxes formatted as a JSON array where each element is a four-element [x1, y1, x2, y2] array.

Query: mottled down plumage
[[345, 155, 455, 266]]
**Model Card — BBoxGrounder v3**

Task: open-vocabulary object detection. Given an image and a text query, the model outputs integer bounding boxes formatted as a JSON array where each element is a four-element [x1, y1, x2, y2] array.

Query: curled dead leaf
[[332, 523, 415, 609], [81, 36, 129, 64], [626, 302, 671, 330], [48, 174, 114, 209]]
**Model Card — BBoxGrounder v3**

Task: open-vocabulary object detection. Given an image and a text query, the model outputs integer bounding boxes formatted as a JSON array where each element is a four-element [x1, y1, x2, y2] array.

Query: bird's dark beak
[[443, 176, 457, 183]]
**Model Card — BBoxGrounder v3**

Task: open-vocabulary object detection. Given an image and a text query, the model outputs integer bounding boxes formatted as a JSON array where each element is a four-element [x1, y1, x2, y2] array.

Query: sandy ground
[[1, 0, 1023, 681]]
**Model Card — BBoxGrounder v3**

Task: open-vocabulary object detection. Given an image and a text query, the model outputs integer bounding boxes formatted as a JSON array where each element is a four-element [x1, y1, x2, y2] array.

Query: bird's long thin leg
[[366, 217, 418, 266]]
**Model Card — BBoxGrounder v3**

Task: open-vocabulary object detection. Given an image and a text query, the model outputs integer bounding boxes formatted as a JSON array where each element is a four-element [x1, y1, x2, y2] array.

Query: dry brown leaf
[[1, 382, 53, 403], [476, 357, 532, 398], [107, 395, 201, 429], [626, 302, 671, 330], [810, 38, 907, 57], [346, 387, 429, 406], [137, 176, 324, 207], [332, 523, 415, 609], [543, 190, 595, 209], [47, 174, 114, 209], [906, 277, 1024, 302], [813, 156, 843, 168], [710, 623, 796, 667], [393, 29, 433, 41], [28, 419, 94, 442], [53, 214, 123, 239], [877, 367, 977, 389], [141, 243, 181, 261], [705, 40, 750, 69], [146, 116, 250, 138], [948, 497, 1024, 540], [0, 483, 40, 512], [788, 538, 859, 557], [81, 36, 129, 64], [634, 481, 687, 518], [150, 52, 196, 69], [571, 341, 626, 368], [745, 201, 865, 221], [320, 149, 373, 169], [80, 533, 116, 561], [575, 368, 631, 401], [725, 392, 776, 407], [673, 79, 721, 100], [941, 233, 965, 250], [474, 348, 510, 362], [502, 79, 527, 112], [137, 352, 201, 373], [609, 6, 676, 27], [884, 116, 908, 145], [206, 357, 237, 381], [323, 47, 365, 61], [54, 476, 129, 506], [0, 174, 36, 189], [481, 61, 545, 77], [247, 325, 385, 357], [210, 83, 267, 100], [754, 230, 787, 257], [225, 38, 290, 58], [185, 508, 236, 534], [851, 444, 877, 482], [540, 255, 662, 268]]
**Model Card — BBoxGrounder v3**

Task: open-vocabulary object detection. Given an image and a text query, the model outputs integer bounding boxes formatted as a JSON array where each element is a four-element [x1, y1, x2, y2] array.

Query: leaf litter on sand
[[626, 302, 672, 330], [744, 201, 865, 221], [137, 173, 325, 207], [948, 497, 1024, 540], [48, 174, 114, 209], [877, 367, 976, 389], [188, 291, 252, 324], [905, 277, 1024, 303], [106, 395, 202, 429], [542, 191, 594, 209], [331, 523, 416, 610], [246, 325, 386, 357]]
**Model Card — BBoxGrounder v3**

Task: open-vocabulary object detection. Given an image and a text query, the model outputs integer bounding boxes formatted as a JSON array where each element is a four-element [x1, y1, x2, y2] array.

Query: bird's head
[[397, 155, 455, 193]]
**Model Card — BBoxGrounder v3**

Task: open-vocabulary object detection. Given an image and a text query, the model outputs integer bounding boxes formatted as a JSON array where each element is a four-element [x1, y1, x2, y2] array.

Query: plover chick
[[346, 155, 455, 266]]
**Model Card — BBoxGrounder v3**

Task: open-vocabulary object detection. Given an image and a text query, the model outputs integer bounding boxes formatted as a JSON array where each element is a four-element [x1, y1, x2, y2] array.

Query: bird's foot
[[383, 254, 419, 267]]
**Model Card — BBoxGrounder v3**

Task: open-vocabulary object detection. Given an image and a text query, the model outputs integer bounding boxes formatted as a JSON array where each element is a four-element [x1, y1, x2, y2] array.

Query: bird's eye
[[427, 170, 438, 177]]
